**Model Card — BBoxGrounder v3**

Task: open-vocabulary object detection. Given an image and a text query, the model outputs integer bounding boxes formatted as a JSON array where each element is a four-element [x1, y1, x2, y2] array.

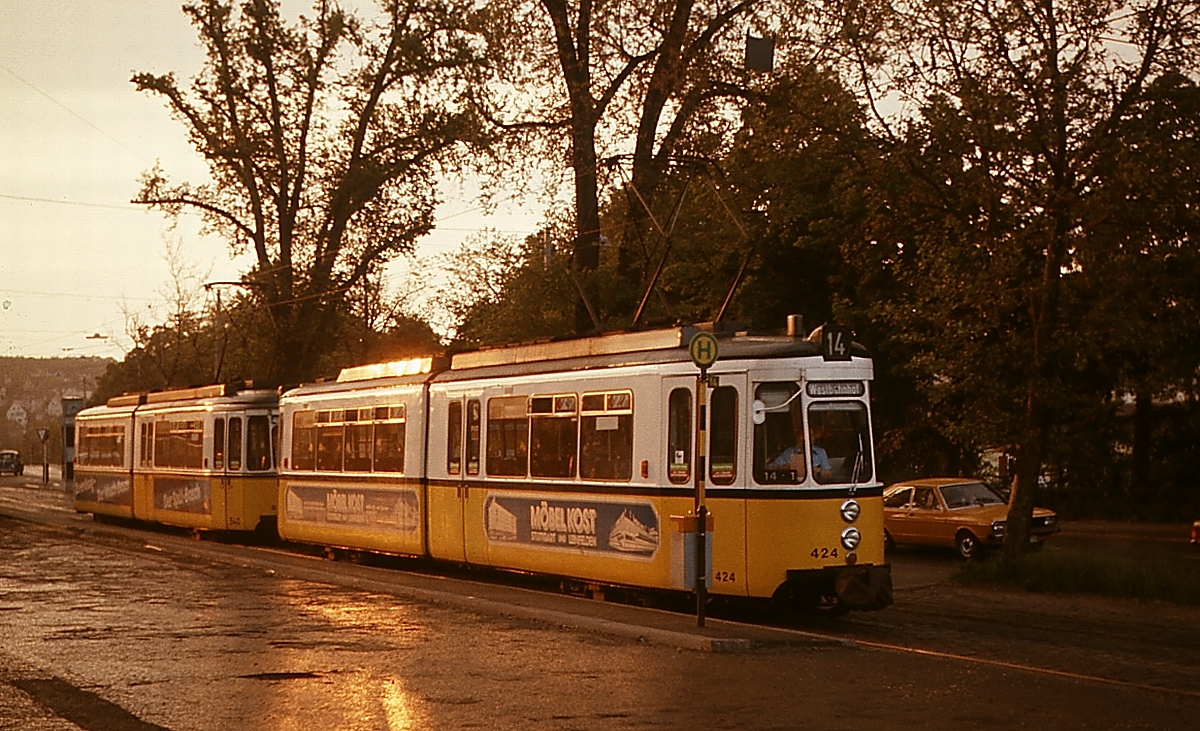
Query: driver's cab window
[[807, 401, 873, 484], [754, 382, 805, 485]]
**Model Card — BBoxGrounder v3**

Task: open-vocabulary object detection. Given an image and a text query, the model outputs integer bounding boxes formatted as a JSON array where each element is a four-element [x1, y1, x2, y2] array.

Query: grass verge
[[954, 547, 1200, 606]]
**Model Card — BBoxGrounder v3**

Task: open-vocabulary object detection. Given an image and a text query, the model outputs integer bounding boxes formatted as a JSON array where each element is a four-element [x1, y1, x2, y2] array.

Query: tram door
[[214, 415, 241, 528], [665, 372, 750, 596], [431, 395, 481, 562], [662, 378, 695, 491]]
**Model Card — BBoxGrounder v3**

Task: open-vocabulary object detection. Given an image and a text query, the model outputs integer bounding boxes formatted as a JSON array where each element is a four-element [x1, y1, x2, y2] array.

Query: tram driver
[[767, 406, 808, 480], [767, 408, 833, 481]]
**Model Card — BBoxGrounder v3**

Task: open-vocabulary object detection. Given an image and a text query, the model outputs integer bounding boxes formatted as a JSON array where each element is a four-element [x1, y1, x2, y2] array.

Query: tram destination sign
[[807, 380, 865, 397]]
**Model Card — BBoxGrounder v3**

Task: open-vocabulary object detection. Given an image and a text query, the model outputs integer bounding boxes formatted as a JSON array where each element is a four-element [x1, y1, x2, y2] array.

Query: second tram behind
[[74, 384, 279, 533]]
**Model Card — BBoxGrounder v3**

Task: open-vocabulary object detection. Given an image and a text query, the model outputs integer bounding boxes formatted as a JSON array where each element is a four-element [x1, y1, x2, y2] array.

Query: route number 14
[[821, 325, 852, 362]]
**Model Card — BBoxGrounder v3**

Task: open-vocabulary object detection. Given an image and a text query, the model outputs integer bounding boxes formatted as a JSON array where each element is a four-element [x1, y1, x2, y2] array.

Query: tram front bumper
[[834, 564, 893, 611], [783, 564, 893, 611]]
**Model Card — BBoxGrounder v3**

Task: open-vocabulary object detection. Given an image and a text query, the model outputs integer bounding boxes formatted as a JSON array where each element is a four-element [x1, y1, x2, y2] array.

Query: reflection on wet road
[[1, 482, 1198, 730]]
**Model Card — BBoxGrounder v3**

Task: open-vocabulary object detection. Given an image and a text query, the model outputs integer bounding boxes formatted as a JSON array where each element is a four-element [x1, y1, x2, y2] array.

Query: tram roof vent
[[450, 325, 746, 370], [144, 383, 234, 404], [106, 393, 147, 408], [337, 356, 438, 383]]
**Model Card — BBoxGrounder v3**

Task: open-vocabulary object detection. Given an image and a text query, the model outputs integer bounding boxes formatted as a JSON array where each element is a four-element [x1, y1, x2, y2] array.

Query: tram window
[[754, 383, 805, 485], [487, 395, 528, 477], [808, 401, 873, 485], [530, 394, 577, 478], [316, 410, 343, 471], [580, 391, 633, 481], [709, 386, 737, 485], [291, 410, 316, 471], [154, 419, 205, 469], [344, 420, 373, 472], [214, 418, 225, 470], [228, 417, 243, 471], [374, 406, 405, 473], [247, 415, 272, 472], [79, 424, 125, 467], [667, 388, 691, 484], [467, 399, 481, 476], [447, 401, 463, 475], [140, 423, 152, 467]]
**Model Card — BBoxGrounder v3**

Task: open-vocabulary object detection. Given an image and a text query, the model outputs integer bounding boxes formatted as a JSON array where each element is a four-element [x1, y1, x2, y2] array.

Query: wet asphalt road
[[1, 476, 1198, 730]]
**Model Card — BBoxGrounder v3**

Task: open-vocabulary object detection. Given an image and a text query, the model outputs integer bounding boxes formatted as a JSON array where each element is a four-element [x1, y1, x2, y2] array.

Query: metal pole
[[695, 368, 708, 626]]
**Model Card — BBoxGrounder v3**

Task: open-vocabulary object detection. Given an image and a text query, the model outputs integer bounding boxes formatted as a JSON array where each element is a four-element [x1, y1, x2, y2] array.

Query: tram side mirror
[[751, 400, 767, 425]]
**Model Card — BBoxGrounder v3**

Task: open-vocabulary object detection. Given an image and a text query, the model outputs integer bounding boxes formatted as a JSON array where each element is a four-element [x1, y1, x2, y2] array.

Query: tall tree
[[833, 0, 1200, 553], [488, 0, 782, 331], [133, 0, 492, 384]]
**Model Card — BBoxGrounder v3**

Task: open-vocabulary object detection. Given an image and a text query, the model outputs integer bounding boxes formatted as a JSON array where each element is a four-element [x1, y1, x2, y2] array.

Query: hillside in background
[[0, 356, 113, 461]]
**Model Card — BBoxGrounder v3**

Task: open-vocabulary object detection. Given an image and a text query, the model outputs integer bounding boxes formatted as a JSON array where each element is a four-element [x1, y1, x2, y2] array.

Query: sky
[[0, 0, 541, 360]]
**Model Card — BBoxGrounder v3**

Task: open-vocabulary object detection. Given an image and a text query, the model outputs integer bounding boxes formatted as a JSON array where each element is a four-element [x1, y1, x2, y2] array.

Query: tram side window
[[580, 391, 633, 481], [228, 417, 243, 471], [291, 411, 316, 470], [753, 383, 805, 485], [447, 401, 463, 475], [467, 399, 481, 476], [246, 415, 272, 471], [153, 419, 205, 469], [487, 395, 528, 477], [79, 424, 125, 467], [808, 401, 873, 485], [709, 386, 737, 485], [316, 410, 344, 471], [667, 388, 691, 484], [530, 394, 577, 479], [374, 405, 405, 473], [344, 409, 372, 472], [214, 418, 225, 470], [140, 423, 152, 467]]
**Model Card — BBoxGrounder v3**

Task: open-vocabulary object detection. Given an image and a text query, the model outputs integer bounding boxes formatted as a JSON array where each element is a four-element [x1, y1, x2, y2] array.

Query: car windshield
[[939, 482, 1005, 509]]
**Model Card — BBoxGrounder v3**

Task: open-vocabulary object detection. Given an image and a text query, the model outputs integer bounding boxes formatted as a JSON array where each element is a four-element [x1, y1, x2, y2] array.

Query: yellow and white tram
[[74, 384, 279, 532], [278, 326, 893, 611]]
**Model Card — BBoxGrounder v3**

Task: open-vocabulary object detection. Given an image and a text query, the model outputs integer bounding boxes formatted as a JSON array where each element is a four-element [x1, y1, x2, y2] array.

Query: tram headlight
[[840, 527, 862, 551], [839, 499, 860, 523]]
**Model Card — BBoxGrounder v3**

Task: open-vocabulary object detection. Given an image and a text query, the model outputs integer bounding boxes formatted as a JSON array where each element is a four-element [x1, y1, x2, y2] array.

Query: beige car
[[883, 478, 1059, 559]]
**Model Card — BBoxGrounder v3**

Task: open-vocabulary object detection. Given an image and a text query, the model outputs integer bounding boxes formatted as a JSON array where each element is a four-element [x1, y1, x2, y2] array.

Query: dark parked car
[[0, 449, 24, 476]]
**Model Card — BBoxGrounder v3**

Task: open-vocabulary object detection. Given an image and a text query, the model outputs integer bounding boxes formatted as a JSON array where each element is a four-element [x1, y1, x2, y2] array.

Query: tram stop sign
[[688, 331, 719, 370]]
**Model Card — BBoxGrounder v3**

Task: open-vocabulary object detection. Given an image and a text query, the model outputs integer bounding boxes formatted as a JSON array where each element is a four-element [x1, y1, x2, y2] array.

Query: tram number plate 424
[[811, 547, 840, 559]]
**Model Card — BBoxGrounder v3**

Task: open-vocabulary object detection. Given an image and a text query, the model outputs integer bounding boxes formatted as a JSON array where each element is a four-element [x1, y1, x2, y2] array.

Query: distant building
[[6, 402, 27, 427]]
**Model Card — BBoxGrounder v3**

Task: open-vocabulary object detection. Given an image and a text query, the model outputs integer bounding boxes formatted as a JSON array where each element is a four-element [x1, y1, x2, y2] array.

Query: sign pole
[[695, 366, 708, 626], [687, 331, 719, 627], [37, 427, 50, 484]]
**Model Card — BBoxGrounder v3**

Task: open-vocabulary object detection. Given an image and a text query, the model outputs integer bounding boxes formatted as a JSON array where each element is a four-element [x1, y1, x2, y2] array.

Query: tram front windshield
[[754, 382, 873, 486], [808, 401, 872, 485]]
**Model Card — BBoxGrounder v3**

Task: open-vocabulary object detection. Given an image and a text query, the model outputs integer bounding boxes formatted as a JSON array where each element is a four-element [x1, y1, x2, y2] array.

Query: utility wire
[[0, 61, 152, 164]]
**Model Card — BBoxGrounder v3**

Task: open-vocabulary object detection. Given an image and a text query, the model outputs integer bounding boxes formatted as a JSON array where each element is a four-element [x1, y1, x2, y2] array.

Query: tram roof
[[301, 325, 871, 394], [100, 383, 279, 410]]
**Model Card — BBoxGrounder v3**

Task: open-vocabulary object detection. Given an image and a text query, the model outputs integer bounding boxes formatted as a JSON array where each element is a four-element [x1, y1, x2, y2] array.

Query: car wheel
[[956, 531, 983, 560], [883, 529, 895, 553]]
